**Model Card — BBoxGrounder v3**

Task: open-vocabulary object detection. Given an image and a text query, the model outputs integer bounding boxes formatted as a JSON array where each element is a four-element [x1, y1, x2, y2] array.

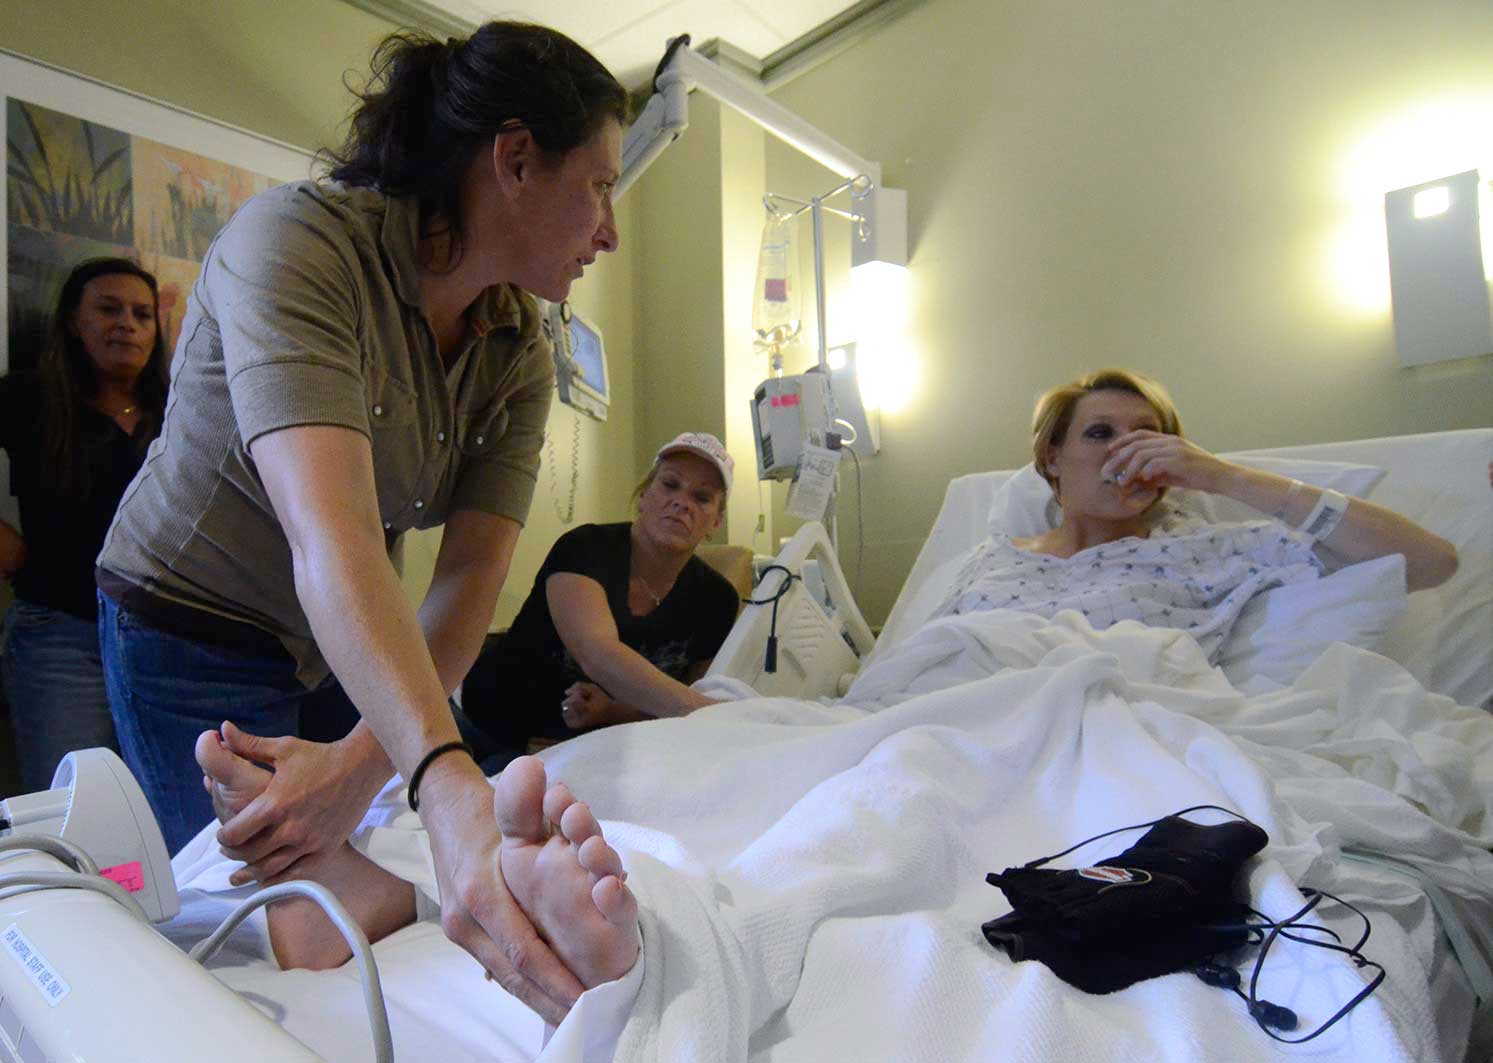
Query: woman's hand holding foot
[[415, 754, 587, 1024], [494, 756, 641, 988], [196, 726, 417, 970], [211, 722, 386, 886]]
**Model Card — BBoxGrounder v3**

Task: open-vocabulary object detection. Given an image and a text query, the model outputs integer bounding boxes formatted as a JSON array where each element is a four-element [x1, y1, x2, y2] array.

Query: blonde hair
[[1031, 368, 1183, 489]]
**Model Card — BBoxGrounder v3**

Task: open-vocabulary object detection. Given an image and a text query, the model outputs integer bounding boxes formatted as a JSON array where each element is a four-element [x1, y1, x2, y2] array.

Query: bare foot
[[494, 756, 640, 987], [195, 723, 269, 823], [195, 725, 415, 970]]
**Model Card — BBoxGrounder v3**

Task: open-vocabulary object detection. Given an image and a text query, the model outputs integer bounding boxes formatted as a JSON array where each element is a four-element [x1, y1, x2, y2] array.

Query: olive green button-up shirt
[[100, 180, 554, 686]]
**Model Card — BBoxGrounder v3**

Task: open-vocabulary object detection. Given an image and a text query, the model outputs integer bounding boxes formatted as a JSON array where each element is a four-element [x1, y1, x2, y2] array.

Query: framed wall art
[[1, 48, 316, 527], [2, 49, 317, 377]]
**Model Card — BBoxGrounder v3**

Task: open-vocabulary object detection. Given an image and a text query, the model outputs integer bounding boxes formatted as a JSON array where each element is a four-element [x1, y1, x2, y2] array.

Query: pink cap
[[655, 432, 734, 494]]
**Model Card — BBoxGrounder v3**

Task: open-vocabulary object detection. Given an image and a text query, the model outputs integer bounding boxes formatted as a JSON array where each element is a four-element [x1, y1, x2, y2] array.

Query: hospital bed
[[4, 428, 1491, 1062]]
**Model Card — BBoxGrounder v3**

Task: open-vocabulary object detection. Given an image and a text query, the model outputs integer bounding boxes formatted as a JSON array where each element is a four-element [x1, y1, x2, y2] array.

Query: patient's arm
[[547, 573, 718, 718], [1206, 464, 1456, 590], [1103, 430, 1459, 591]]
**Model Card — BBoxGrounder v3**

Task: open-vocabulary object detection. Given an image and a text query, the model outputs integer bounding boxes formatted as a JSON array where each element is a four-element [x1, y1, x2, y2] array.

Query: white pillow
[[1217, 554, 1408, 689], [986, 457, 1387, 538], [984, 464, 1062, 538]]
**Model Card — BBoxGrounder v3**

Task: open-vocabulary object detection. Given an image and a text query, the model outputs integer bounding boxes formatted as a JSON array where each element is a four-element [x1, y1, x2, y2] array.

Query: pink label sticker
[[770, 394, 801, 408], [100, 861, 145, 893], [1078, 865, 1135, 884]]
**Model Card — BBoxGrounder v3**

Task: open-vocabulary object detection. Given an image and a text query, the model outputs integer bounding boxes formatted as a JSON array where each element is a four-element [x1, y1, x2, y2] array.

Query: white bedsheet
[[170, 610, 1493, 1063]]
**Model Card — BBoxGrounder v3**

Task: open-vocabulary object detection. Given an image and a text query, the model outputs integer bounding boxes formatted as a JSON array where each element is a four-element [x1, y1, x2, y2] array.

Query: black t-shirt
[[466, 522, 739, 744], [0, 372, 157, 620]]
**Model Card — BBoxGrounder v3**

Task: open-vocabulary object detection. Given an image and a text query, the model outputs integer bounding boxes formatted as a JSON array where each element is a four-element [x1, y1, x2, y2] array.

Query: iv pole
[[616, 37, 906, 549], [615, 36, 907, 293]]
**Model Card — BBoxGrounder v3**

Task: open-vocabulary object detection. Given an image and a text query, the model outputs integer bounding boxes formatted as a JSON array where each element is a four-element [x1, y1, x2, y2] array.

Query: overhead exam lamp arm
[[616, 37, 881, 200]]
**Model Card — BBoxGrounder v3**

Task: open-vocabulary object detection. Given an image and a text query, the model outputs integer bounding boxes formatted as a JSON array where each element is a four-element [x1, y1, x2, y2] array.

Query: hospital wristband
[[1298, 488, 1350, 542], [407, 740, 474, 812], [1272, 478, 1307, 523]]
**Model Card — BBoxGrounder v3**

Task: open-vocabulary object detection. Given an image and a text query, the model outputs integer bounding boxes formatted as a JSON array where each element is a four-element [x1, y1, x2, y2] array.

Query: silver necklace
[[633, 572, 672, 607]]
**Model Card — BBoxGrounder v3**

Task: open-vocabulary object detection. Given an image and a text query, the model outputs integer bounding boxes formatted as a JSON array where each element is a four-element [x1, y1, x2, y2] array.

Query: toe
[[541, 782, 576, 829], [493, 756, 548, 841], [576, 833, 624, 881], [592, 875, 640, 932], [558, 800, 601, 848], [195, 729, 267, 791], [194, 729, 223, 774]]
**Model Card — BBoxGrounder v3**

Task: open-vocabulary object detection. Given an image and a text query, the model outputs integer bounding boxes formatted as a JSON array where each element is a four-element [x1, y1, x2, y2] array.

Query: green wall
[[755, 0, 1493, 624], [2, 0, 390, 151]]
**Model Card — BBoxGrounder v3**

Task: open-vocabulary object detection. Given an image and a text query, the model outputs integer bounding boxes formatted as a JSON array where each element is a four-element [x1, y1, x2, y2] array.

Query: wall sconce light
[[826, 342, 881, 456], [1384, 169, 1493, 366]]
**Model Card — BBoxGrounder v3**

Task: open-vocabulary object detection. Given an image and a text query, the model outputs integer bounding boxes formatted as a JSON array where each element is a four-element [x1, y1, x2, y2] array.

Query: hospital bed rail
[[707, 521, 875, 699]]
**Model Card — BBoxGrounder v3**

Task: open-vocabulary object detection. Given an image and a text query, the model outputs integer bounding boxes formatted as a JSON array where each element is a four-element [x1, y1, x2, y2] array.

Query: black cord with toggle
[[744, 564, 798, 673]]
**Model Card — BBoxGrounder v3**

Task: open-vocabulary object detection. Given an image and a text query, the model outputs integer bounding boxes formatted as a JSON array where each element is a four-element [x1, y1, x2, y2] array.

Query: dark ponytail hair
[[39, 257, 170, 497], [327, 21, 628, 260]]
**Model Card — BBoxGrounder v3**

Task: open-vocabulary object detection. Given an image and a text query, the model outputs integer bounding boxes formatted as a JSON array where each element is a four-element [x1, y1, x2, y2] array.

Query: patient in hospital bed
[[930, 368, 1456, 655]]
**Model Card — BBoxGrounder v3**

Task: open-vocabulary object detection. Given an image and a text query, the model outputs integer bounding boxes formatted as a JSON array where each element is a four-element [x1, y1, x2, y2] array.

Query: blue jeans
[[0, 599, 119, 794], [98, 593, 359, 854]]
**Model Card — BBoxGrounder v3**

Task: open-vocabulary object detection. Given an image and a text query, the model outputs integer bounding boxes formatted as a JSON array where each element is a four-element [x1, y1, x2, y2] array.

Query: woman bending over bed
[[201, 435, 737, 900], [932, 368, 1456, 658]]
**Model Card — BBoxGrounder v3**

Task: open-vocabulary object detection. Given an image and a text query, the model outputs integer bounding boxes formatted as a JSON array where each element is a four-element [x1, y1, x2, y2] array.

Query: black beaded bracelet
[[407, 740, 473, 812]]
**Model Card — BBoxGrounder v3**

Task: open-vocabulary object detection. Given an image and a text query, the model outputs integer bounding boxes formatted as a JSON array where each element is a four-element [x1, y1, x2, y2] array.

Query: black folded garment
[[982, 814, 1268, 994]]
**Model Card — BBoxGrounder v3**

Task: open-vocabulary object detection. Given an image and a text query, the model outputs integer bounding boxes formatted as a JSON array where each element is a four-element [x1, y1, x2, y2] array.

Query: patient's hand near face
[[196, 730, 639, 993]]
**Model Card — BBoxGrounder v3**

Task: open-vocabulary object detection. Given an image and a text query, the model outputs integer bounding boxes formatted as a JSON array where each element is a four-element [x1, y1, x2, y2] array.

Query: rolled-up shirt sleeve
[[204, 187, 370, 449], [449, 336, 555, 524]]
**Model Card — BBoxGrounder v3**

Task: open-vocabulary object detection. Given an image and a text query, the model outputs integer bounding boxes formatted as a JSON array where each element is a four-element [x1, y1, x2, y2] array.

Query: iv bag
[[752, 209, 801, 349]]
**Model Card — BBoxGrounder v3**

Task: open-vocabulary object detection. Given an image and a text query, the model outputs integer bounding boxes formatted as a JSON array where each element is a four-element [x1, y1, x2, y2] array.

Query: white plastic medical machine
[[0, 749, 386, 1063]]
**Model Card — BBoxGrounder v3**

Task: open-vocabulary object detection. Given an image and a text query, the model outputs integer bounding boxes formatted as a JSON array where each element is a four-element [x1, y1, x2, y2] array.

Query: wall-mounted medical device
[[546, 300, 611, 421], [751, 370, 835, 480]]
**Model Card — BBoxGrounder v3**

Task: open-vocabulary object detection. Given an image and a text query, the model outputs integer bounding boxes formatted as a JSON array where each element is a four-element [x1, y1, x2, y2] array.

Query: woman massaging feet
[[196, 725, 640, 986]]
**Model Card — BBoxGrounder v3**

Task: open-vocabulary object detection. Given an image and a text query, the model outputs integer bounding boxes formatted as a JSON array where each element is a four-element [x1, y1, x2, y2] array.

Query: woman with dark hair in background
[[95, 22, 629, 1017], [0, 257, 168, 791]]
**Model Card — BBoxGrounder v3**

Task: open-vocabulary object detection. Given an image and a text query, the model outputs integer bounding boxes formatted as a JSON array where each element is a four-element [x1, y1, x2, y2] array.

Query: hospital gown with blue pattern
[[932, 513, 1324, 662]]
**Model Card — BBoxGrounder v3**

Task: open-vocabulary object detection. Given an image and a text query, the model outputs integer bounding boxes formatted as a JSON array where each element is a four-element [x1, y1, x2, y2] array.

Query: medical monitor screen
[[549, 302, 610, 421], [568, 315, 608, 400]]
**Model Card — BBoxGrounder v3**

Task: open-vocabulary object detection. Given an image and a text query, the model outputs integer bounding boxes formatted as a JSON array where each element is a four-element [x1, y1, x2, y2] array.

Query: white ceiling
[[423, 0, 864, 88]]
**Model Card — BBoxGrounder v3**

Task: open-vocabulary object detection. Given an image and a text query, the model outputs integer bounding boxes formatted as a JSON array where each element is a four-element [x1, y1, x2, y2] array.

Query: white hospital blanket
[[172, 610, 1493, 1063]]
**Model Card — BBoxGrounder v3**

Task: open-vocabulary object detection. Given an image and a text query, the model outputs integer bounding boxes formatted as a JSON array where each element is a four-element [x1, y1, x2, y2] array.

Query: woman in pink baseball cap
[[460, 432, 740, 759]]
